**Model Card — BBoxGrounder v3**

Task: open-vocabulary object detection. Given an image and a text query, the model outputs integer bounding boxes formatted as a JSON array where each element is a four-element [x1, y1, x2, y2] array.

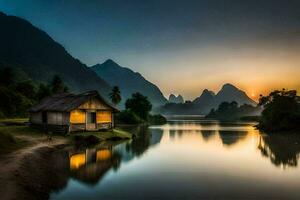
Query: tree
[[0, 86, 33, 118], [37, 83, 52, 101], [50, 75, 68, 94], [109, 86, 121, 105], [125, 92, 152, 120], [0, 67, 15, 86], [258, 89, 300, 132], [16, 81, 36, 99], [205, 101, 260, 120]]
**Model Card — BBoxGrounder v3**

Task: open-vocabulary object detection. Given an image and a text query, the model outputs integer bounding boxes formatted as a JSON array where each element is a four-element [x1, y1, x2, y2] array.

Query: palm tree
[[109, 86, 121, 105]]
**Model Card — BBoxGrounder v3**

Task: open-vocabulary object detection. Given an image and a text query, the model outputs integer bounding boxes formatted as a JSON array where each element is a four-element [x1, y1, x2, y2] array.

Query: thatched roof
[[28, 91, 118, 112]]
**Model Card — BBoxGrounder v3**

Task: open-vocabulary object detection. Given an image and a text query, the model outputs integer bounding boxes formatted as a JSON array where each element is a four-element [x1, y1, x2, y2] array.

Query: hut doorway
[[42, 111, 47, 123], [86, 111, 96, 130]]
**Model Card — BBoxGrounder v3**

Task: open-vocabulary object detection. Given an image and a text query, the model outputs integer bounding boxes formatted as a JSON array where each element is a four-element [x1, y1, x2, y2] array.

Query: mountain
[[214, 83, 256, 106], [0, 12, 111, 97], [193, 84, 256, 108], [159, 83, 257, 115], [193, 89, 216, 113], [169, 94, 184, 104], [193, 89, 215, 104], [91, 59, 167, 107]]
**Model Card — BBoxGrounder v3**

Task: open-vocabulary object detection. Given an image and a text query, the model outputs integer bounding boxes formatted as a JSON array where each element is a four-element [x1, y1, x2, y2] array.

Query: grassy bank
[[71, 128, 132, 141], [0, 118, 29, 123], [0, 123, 131, 155], [0, 125, 64, 154]]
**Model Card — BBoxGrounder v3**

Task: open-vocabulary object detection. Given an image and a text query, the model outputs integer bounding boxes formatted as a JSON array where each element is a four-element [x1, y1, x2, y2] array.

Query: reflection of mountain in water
[[169, 130, 176, 139], [218, 131, 248, 146], [200, 130, 216, 141], [258, 134, 300, 168]]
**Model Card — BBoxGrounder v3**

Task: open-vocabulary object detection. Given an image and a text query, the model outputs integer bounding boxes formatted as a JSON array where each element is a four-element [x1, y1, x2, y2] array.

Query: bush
[[115, 110, 144, 124], [148, 114, 167, 125], [258, 89, 300, 132], [125, 93, 152, 120]]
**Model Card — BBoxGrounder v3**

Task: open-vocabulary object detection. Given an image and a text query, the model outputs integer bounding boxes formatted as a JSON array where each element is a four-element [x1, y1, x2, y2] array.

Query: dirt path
[[0, 136, 68, 200]]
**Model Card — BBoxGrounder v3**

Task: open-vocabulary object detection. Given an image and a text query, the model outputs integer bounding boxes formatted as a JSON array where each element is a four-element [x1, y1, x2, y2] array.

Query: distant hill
[[158, 83, 257, 115], [91, 59, 167, 107], [214, 83, 256, 106], [193, 89, 216, 113], [169, 94, 184, 104], [0, 12, 111, 97]]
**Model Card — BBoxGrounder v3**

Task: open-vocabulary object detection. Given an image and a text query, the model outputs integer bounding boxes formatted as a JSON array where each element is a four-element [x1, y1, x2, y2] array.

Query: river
[[50, 118, 300, 200]]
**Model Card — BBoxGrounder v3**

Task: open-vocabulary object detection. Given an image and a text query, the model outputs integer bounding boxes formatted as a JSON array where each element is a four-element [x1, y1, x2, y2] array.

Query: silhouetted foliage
[[15, 81, 36, 99], [258, 134, 300, 168], [109, 86, 121, 105], [0, 68, 68, 118], [125, 92, 152, 120], [51, 75, 68, 94], [37, 83, 52, 101], [116, 92, 166, 125], [115, 110, 143, 124], [0, 67, 15, 86], [258, 89, 300, 132], [206, 101, 261, 120]]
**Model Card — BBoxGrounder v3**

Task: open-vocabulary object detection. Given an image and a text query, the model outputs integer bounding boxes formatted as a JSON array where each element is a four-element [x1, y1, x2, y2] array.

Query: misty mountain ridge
[[0, 12, 111, 97], [91, 59, 168, 107], [159, 83, 257, 115]]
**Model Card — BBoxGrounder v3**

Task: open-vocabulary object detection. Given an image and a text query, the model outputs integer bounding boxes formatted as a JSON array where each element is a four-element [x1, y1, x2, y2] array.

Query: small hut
[[28, 91, 119, 133]]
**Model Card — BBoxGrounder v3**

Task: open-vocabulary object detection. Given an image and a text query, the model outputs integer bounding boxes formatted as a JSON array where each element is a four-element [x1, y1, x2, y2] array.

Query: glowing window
[[97, 111, 112, 123], [70, 110, 86, 124]]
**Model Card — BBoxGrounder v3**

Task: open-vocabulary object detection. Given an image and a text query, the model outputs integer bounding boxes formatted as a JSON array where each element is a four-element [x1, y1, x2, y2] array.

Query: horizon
[[0, 0, 299, 100]]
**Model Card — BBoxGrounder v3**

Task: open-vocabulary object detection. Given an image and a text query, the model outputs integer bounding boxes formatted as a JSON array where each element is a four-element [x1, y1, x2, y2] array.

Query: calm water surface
[[50, 119, 300, 200]]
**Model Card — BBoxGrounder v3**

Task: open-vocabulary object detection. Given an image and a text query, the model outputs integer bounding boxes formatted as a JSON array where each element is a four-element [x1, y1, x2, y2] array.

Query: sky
[[0, 0, 299, 100]]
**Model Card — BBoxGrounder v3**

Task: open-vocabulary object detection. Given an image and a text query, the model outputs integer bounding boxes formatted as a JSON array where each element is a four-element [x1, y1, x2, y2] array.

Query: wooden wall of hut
[[78, 97, 111, 110]]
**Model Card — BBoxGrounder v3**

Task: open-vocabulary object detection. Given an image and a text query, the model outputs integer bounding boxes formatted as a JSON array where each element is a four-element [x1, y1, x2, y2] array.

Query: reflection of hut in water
[[218, 131, 247, 146], [69, 146, 120, 185], [258, 134, 300, 168]]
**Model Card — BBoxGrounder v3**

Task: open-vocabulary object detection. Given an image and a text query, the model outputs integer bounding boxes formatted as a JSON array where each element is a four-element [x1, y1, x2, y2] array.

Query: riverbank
[[0, 119, 132, 153], [0, 121, 132, 200]]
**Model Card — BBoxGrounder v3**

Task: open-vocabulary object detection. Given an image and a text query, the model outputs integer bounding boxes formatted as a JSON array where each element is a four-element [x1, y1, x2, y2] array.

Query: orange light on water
[[70, 153, 86, 170], [96, 149, 112, 161]]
